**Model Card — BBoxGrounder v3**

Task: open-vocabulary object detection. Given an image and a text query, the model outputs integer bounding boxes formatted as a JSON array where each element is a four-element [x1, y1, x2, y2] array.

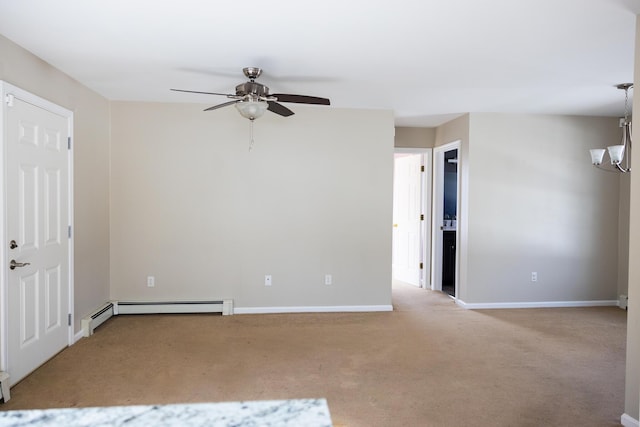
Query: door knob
[[10, 260, 30, 270], [9, 240, 17, 249]]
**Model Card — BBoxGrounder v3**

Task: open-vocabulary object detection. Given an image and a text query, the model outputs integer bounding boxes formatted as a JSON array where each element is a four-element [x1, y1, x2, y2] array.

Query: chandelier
[[590, 83, 633, 173]]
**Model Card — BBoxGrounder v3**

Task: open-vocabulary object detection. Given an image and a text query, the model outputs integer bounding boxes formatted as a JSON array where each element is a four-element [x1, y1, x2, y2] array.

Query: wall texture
[[0, 35, 111, 333], [619, 173, 631, 298], [465, 114, 621, 304], [109, 102, 395, 309], [624, 14, 640, 422], [435, 115, 470, 149], [395, 127, 435, 148]]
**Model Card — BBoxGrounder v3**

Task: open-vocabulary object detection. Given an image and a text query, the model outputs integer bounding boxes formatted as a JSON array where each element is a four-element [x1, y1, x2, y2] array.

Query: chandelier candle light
[[590, 83, 633, 173]]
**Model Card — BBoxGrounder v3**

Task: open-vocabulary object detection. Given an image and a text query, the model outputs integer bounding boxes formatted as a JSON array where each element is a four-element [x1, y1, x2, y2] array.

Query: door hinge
[[420, 214, 424, 221], [68, 314, 71, 326], [67, 137, 71, 150], [420, 262, 424, 270], [5, 94, 14, 107], [68, 226, 72, 238], [421, 165, 425, 172]]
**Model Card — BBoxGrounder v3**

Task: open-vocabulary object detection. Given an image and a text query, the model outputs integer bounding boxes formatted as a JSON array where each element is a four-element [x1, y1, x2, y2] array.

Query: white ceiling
[[0, 0, 638, 127]]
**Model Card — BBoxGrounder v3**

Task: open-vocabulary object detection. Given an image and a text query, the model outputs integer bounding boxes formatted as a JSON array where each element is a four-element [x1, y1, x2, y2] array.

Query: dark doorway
[[442, 149, 457, 297]]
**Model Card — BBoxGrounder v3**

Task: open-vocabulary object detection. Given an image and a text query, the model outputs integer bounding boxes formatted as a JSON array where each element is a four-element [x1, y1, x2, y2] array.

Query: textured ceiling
[[0, 0, 638, 126]]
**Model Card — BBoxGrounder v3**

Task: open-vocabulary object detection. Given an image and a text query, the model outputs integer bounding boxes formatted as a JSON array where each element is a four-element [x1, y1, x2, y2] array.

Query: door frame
[[431, 140, 460, 295], [393, 148, 432, 289], [0, 81, 74, 373]]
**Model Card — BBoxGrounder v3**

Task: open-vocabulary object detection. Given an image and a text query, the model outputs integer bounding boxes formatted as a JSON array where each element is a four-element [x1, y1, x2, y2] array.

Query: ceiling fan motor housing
[[236, 82, 270, 99]]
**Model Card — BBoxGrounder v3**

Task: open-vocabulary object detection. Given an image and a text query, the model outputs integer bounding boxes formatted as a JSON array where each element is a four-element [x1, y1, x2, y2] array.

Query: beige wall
[[394, 127, 435, 148], [619, 173, 631, 298], [463, 113, 620, 304], [0, 35, 111, 333], [624, 14, 640, 422], [435, 114, 470, 149], [109, 102, 395, 308]]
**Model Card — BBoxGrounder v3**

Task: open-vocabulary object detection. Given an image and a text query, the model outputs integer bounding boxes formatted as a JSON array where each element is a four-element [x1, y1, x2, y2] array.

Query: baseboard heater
[[81, 302, 115, 337], [82, 300, 233, 337], [115, 300, 233, 315]]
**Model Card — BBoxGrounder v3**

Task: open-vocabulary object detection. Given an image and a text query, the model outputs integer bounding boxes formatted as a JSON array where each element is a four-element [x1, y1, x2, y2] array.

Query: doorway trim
[[0, 81, 75, 374], [393, 147, 432, 288], [431, 140, 461, 296]]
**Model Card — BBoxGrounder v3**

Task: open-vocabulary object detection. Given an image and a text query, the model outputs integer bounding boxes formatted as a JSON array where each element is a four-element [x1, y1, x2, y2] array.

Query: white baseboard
[[619, 294, 628, 309], [456, 299, 618, 310], [81, 302, 115, 337], [234, 305, 393, 314], [115, 300, 233, 315], [622, 413, 639, 427], [73, 330, 84, 343]]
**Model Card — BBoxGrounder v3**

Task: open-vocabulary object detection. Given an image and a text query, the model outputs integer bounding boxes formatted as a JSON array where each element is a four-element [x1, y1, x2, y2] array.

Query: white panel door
[[6, 95, 70, 385], [392, 154, 422, 286]]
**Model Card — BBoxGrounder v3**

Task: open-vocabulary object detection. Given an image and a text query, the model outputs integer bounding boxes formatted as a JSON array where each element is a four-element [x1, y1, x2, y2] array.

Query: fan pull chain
[[248, 119, 255, 152]]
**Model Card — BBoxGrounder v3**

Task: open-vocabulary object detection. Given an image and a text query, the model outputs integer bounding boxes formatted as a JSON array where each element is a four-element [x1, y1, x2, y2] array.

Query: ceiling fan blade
[[267, 101, 295, 117], [204, 100, 238, 111], [171, 88, 233, 97], [271, 94, 331, 105]]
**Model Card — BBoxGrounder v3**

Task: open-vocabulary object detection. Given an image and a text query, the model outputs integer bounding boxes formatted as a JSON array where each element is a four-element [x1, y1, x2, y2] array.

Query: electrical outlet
[[264, 275, 272, 286], [325, 274, 332, 285], [531, 272, 538, 282], [147, 276, 155, 287]]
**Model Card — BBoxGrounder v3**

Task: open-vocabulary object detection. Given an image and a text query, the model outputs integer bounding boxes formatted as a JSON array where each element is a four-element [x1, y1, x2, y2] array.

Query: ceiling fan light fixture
[[235, 100, 268, 120]]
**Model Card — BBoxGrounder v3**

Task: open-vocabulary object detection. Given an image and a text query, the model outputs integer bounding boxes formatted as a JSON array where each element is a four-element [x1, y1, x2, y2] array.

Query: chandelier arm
[[624, 86, 631, 122], [594, 164, 625, 173], [614, 163, 631, 173], [624, 85, 632, 171], [625, 121, 632, 171]]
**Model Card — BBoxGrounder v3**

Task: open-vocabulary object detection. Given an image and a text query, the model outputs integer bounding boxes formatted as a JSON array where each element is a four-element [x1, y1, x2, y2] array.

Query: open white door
[[1, 83, 73, 386], [392, 150, 431, 288]]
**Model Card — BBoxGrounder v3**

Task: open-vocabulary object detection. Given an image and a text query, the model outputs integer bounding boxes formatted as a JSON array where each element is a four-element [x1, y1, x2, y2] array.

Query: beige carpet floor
[[0, 282, 627, 426]]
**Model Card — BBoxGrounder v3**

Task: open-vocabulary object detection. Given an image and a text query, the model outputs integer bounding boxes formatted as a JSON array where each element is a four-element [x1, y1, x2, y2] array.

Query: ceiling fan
[[171, 67, 331, 120]]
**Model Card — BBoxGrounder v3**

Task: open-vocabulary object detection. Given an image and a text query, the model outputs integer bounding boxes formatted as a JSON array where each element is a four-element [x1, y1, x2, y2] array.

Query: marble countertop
[[0, 398, 332, 427]]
